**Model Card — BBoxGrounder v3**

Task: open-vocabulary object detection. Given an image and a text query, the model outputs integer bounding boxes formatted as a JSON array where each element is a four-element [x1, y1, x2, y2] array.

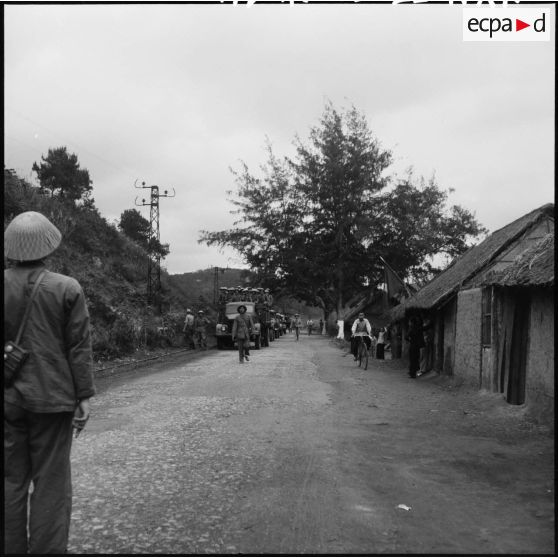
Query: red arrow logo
[[516, 19, 530, 31]]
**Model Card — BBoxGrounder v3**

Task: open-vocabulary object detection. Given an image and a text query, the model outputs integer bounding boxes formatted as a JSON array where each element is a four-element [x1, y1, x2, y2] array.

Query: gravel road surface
[[68, 333, 554, 554]]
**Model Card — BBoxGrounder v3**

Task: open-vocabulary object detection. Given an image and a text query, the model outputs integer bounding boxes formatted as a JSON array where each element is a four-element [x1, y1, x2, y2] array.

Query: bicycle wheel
[[357, 341, 363, 367]]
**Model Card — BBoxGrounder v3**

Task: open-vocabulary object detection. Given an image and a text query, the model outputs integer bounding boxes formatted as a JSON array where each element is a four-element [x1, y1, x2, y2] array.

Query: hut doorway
[[498, 290, 530, 405]]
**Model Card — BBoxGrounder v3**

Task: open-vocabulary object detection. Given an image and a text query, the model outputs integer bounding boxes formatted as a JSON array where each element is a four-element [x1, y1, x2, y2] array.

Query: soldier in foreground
[[4, 211, 95, 555]]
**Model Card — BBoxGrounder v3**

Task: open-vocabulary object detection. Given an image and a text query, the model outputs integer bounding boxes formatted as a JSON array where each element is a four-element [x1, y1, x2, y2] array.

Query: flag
[[380, 256, 410, 303]]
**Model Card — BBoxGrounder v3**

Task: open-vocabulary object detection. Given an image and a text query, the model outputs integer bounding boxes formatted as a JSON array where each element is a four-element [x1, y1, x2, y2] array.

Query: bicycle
[[356, 335, 370, 370]]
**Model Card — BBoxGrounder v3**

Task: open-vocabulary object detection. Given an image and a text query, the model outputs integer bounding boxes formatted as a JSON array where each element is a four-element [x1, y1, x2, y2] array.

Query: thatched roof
[[479, 233, 554, 287], [389, 203, 554, 320]]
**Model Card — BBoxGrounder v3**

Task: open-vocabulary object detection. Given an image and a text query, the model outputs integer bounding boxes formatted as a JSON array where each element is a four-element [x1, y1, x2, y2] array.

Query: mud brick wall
[[454, 288, 482, 386], [525, 289, 554, 424]]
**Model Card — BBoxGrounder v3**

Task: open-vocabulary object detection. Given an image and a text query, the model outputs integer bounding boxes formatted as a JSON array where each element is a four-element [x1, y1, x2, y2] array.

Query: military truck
[[215, 301, 262, 350]]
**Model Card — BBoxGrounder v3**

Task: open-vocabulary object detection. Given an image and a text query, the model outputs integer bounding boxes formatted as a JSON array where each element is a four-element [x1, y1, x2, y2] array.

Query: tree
[[119, 208, 170, 259], [32, 147, 93, 202], [200, 103, 486, 320], [119, 209, 150, 248]]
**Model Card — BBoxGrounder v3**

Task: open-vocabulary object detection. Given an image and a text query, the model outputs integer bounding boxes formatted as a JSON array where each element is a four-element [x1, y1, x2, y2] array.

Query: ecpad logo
[[463, 8, 550, 41]]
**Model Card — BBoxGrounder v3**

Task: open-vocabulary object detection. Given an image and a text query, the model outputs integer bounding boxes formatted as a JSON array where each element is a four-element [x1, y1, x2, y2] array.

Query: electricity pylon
[[135, 180, 175, 314]]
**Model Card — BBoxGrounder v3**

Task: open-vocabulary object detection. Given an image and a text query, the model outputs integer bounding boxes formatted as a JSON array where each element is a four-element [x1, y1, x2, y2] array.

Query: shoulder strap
[[14, 269, 47, 344]]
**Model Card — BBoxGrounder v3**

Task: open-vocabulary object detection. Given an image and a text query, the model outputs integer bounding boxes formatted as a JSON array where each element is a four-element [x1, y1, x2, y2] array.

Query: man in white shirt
[[351, 312, 372, 361]]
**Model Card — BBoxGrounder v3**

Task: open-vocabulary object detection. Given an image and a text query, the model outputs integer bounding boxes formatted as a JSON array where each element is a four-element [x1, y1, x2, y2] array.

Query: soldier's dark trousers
[[409, 346, 421, 377], [4, 402, 74, 555], [237, 339, 250, 362]]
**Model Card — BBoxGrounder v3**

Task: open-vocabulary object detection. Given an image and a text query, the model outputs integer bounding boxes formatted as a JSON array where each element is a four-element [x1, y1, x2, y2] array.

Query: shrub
[[108, 316, 137, 355]]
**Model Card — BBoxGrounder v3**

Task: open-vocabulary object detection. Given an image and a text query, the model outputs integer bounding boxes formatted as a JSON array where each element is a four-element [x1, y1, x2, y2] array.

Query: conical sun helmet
[[4, 211, 62, 261]]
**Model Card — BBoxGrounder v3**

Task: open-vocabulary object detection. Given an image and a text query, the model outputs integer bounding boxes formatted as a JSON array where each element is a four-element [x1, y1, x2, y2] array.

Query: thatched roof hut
[[477, 233, 554, 288], [389, 203, 554, 321]]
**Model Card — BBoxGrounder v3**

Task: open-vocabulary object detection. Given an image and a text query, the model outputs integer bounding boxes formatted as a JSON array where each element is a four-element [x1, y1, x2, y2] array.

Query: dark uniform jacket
[[4, 264, 95, 413], [232, 314, 254, 340]]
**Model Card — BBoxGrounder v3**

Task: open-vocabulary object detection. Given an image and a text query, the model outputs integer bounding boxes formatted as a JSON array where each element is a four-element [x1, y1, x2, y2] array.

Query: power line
[[5, 107, 145, 180]]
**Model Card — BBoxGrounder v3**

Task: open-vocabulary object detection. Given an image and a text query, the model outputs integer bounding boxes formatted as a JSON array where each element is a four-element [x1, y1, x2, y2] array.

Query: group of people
[[217, 286, 273, 305], [407, 316, 434, 378], [4, 211, 439, 555], [287, 316, 325, 335], [349, 312, 434, 378], [182, 308, 210, 350]]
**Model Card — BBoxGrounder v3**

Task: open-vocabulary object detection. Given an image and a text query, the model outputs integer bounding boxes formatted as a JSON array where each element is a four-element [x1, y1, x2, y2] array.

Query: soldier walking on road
[[193, 310, 209, 350], [4, 211, 95, 556], [183, 308, 195, 350], [232, 304, 254, 364]]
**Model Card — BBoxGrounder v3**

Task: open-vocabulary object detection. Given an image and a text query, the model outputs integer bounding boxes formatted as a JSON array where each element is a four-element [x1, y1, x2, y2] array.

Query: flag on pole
[[380, 256, 410, 302]]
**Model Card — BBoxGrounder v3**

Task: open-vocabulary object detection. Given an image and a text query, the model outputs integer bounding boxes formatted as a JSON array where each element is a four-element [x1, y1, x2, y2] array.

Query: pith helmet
[[5, 211, 62, 261]]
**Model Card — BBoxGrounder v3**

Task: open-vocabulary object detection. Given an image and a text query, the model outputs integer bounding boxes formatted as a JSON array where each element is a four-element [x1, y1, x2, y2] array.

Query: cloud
[[4, 3, 554, 274]]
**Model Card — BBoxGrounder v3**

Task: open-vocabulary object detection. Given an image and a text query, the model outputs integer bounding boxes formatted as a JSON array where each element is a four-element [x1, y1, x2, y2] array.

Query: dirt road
[[68, 333, 554, 554]]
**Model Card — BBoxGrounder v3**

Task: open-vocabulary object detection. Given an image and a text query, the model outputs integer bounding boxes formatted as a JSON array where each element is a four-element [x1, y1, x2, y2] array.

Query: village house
[[390, 203, 554, 417]]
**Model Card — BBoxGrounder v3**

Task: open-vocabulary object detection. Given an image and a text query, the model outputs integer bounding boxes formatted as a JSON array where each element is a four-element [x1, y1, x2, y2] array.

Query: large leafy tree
[[119, 208, 170, 259], [32, 146, 93, 202], [119, 209, 151, 248], [200, 103, 486, 319]]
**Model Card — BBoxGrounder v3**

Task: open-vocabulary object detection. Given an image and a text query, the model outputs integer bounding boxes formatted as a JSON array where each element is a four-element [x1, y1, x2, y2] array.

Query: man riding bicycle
[[351, 312, 372, 361]]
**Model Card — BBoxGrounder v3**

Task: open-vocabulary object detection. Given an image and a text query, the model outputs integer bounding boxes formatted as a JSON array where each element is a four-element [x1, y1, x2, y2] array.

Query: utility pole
[[135, 180, 175, 314], [213, 267, 227, 304], [213, 267, 219, 305]]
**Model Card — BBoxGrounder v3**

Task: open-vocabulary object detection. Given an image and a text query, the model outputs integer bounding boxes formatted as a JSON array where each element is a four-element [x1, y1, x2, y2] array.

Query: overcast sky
[[4, 3, 555, 274]]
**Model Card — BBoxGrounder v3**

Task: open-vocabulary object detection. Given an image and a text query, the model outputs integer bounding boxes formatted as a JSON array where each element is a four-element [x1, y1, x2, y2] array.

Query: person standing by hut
[[406, 316, 425, 378], [419, 318, 434, 375], [4, 211, 95, 555], [376, 327, 387, 359], [232, 304, 254, 363]]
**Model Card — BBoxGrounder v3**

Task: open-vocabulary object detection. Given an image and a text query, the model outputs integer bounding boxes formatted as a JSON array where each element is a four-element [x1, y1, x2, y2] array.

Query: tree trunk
[[335, 223, 345, 318]]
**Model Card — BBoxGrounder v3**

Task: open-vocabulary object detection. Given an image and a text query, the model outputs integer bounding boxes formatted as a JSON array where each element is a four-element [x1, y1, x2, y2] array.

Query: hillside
[[4, 169, 324, 360], [4, 169, 192, 360]]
